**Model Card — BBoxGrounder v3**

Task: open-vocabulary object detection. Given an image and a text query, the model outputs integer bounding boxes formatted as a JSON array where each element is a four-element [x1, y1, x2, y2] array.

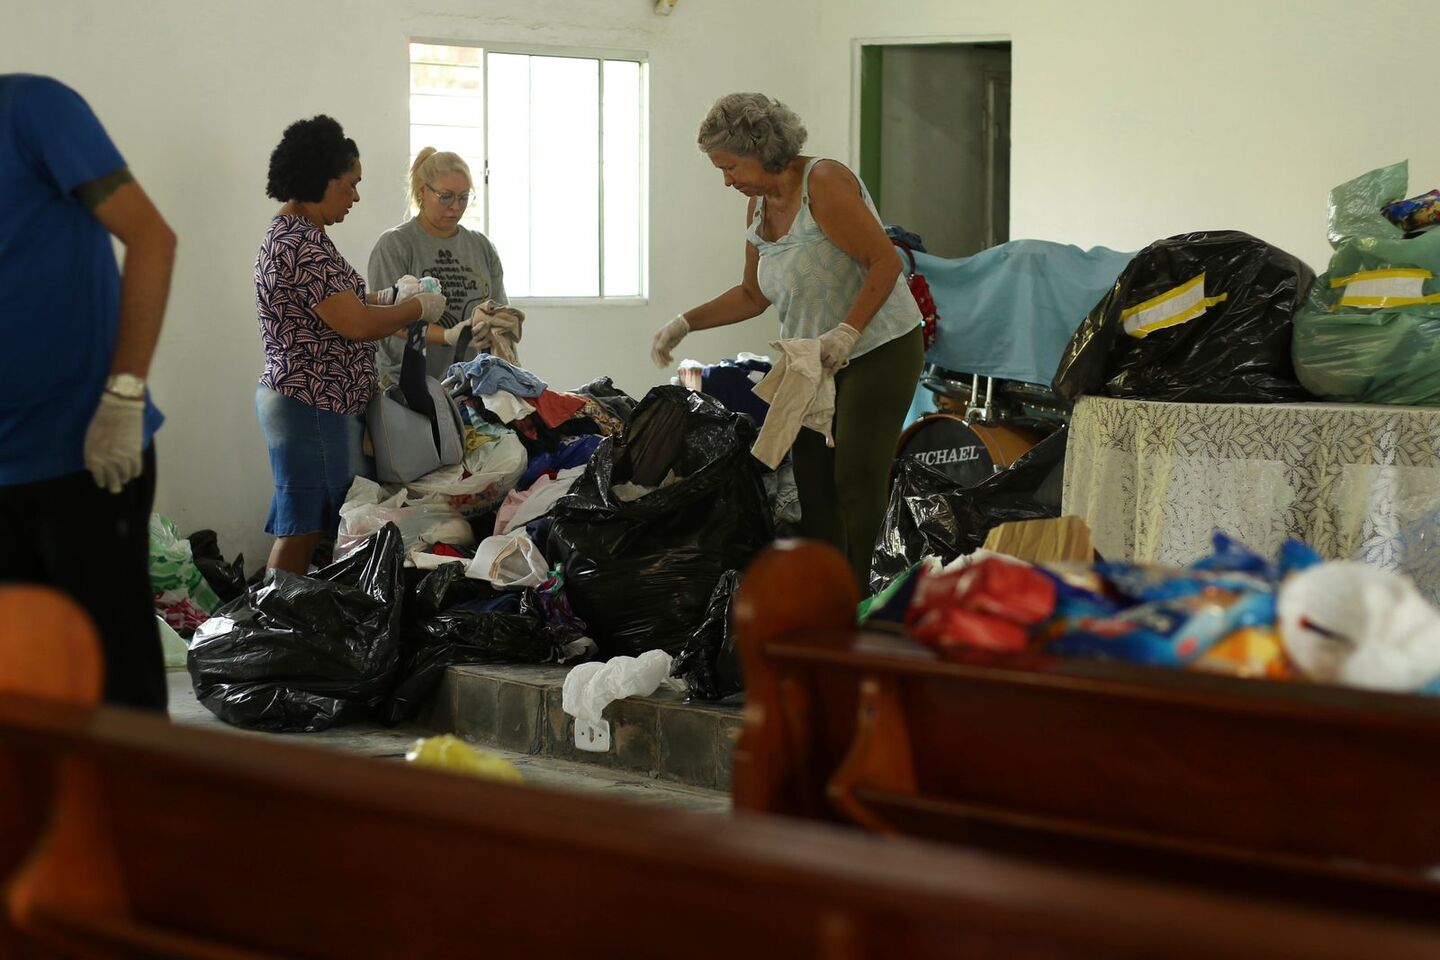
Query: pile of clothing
[[189, 357, 778, 730], [336, 357, 632, 577]]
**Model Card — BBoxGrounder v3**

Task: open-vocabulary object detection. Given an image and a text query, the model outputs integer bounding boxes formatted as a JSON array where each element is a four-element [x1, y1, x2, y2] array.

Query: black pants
[[792, 327, 925, 591], [0, 446, 167, 711]]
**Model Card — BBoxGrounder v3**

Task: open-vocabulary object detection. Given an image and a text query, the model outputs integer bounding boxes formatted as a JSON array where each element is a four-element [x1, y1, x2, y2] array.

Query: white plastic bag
[[494, 466, 587, 535], [335, 476, 474, 559], [156, 615, 189, 668], [1277, 562, 1440, 692], [405, 431, 527, 518], [466, 529, 547, 588], [562, 650, 676, 729]]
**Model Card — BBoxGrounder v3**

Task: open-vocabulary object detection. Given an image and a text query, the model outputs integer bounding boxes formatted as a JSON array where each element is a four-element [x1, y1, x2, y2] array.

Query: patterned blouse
[[255, 214, 374, 415]]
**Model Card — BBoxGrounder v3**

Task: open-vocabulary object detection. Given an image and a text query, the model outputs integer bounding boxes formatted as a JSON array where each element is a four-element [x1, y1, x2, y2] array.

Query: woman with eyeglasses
[[368, 147, 509, 383]]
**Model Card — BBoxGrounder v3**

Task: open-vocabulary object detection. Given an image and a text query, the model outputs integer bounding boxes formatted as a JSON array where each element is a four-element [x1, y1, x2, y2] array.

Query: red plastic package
[[905, 558, 1057, 656]]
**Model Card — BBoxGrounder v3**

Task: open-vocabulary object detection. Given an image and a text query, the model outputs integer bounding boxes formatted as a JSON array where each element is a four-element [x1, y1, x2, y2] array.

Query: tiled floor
[[167, 670, 731, 814]]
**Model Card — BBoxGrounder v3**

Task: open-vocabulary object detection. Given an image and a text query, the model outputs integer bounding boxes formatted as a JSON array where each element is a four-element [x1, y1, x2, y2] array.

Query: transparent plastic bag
[[335, 477, 474, 559], [1293, 161, 1440, 405], [405, 430, 527, 518]]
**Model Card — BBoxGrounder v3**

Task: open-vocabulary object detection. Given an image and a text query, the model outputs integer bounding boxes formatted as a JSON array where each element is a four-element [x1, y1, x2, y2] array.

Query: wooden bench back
[[5, 698, 1440, 959], [4, 582, 1439, 958], [0, 586, 104, 957], [732, 541, 1440, 901]]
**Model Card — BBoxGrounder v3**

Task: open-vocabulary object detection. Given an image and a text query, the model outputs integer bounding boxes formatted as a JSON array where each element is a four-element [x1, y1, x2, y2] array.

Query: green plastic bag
[[1293, 160, 1440, 404], [148, 514, 222, 614], [857, 561, 923, 623]]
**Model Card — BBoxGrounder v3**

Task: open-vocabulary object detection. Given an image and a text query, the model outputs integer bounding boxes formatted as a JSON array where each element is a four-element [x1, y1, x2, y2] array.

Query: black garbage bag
[[548, 386, 773, 658], [870, 428, 1069, 594], [186, 528, 246, 604], [672, 570, 744, 702], [406, 560, 497, 624], [380, 574, 592, 724], [187, 523, 406, 732], [1052, 231, 1316, 403]]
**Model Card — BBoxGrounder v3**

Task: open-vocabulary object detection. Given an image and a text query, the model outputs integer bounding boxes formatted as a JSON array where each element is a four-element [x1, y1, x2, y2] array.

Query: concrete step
[[168, 670, 728, 813], [422, 663, 744, 792]]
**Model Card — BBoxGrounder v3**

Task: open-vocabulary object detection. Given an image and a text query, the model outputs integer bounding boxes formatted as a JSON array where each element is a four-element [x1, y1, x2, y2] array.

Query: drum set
[[894, 365, 1070, 488]]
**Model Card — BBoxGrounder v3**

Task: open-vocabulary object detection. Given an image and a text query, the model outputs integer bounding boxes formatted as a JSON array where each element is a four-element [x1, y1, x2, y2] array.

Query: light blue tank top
[[748, 158, 921, 359]]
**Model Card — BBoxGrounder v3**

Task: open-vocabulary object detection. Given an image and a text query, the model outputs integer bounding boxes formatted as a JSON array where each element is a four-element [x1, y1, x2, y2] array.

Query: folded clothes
[[470, 300, 524, 364]]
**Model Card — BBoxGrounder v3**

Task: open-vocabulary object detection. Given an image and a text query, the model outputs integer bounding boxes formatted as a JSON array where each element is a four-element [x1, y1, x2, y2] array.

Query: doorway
[[858, 41, 1011, 259]]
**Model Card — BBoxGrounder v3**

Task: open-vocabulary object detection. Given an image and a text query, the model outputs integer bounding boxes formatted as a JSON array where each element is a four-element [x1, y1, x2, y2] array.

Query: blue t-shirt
[[0, 74, 163, 485]]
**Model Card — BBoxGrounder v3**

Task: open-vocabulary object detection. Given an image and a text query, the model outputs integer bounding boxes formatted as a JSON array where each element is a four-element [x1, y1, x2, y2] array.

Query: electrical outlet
[[575, 719, 611, 753]]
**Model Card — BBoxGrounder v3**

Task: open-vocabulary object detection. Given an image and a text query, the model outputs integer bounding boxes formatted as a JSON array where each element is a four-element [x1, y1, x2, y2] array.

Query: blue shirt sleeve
[[15, 76, 125, 197]]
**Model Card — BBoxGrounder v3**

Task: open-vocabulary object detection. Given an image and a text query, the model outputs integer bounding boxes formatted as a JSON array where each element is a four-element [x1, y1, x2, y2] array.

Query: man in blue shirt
[[0, 75, 176, 710]]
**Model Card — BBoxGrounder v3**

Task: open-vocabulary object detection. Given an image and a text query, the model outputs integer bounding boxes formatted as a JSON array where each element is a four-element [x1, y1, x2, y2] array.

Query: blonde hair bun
[[408, 148, 473, 211]]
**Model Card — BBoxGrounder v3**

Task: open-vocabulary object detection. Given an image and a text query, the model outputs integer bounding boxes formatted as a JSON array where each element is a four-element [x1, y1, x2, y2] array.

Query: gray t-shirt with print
[[367, 217, 508, 383]]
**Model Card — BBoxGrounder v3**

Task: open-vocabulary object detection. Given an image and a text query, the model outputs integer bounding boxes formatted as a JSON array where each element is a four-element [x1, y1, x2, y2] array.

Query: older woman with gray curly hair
[[652, 92, 923, 589]]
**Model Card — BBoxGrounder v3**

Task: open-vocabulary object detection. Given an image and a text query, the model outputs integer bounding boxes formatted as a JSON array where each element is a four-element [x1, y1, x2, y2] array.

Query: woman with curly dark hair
[[253, 114, 449, 574]]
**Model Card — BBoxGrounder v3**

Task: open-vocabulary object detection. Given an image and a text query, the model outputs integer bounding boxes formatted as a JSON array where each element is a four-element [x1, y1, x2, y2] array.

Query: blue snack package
[[1038, 565, 1121, 619], [1047, 588, 1275, 667], [1277, 539, 1323, 578], [1096, 562, 1270, 604], [1191, 531, 1272, 577], [1381, 189, 1440, 232]]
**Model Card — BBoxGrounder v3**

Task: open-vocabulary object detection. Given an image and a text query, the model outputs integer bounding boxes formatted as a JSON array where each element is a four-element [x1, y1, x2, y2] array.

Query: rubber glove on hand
[[375, 275, 429, 306], [818, 323, 860, 374], [651, 314, 690, 368], [84, 392, 145, 494], [416, 291, 447, 323], [442, 321, 467, 347], [400, 275, 438, 301]]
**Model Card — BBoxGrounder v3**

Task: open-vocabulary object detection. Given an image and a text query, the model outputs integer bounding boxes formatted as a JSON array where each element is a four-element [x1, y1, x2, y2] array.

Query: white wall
[[10, 0, 1440, 567], [815, 0, 1440, 269], [2, 0, 813, 567]]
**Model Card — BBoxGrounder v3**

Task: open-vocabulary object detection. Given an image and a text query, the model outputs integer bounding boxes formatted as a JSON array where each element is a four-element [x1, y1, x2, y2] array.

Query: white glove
[[84, 392, 145, 494], [651, 314, 690, 368], [442, 322, 466, 347], [818, 323, 860, 374], [374, 275, 428, 306], [415, 291, 447, 323], [398, 275, 433, 302]]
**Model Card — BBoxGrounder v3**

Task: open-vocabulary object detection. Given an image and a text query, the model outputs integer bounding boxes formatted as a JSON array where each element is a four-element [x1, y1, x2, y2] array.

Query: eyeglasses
[[426, 184, 473, 208]]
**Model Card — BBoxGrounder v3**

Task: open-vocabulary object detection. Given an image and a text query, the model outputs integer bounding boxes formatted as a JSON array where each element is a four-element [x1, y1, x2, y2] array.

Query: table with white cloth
[[1062, 396, 1440, 601]]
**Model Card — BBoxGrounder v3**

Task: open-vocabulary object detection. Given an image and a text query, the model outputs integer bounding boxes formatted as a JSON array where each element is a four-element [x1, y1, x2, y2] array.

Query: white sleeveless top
[[748, 158, 921, 359]]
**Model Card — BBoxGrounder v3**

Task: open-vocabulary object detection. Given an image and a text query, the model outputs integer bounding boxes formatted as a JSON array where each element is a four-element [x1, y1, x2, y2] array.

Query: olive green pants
[[791, 326, 924, 591]]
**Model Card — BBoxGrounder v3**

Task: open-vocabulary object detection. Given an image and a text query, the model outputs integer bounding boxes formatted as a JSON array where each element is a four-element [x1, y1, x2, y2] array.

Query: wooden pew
[[0, 586, 105, 957], [5, 588, 1440, 958], [732, 540, 1440, 916]]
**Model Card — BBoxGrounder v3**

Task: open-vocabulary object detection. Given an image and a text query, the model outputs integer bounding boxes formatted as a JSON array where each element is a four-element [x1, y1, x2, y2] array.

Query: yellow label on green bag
[[1120, 273, 1229, 339], [1331, 268, 1440, 308]]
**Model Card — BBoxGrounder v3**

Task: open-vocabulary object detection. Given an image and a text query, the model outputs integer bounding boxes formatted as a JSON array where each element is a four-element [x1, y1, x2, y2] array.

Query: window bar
[[638, 61, 648, 298], [597, 58, 606, 298], [481, 50, 491, 238], [526, 55, 536, 297]]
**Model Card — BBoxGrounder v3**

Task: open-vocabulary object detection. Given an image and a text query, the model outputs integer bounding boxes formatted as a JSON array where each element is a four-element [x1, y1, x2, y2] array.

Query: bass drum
[[894, 414, 1041, 488]]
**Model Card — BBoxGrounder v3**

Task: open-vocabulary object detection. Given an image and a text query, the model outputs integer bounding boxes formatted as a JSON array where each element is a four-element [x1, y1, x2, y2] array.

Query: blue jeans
[[255, 385, 373, 538]]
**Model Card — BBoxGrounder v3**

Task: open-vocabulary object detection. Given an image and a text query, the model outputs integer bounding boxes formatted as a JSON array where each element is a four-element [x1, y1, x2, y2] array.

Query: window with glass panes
[[409, 42, 648, 300]]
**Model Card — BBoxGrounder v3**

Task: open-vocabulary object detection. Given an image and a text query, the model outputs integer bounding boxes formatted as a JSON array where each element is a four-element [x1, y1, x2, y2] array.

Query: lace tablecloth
[[1062, 396, 1440, 600]]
